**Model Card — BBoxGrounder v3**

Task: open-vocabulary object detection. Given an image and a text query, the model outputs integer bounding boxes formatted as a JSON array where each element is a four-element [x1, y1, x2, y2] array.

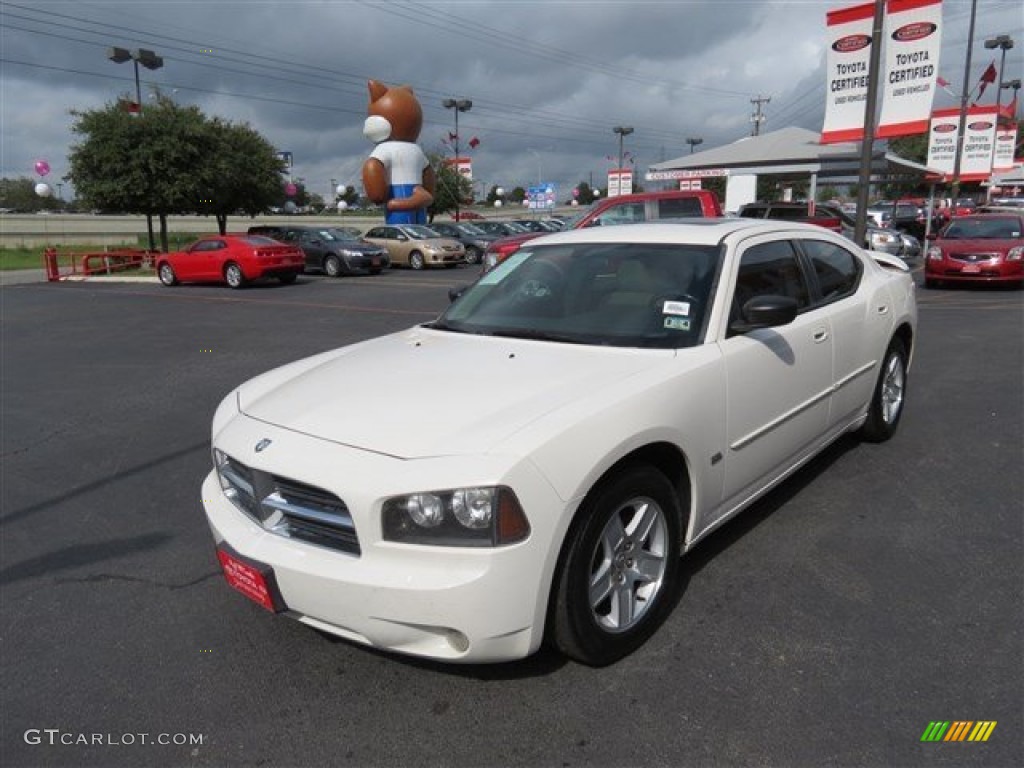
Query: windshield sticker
[[662, 300, 691, 316], [478, 250, 532, 285], [664, 317, 691, 331]]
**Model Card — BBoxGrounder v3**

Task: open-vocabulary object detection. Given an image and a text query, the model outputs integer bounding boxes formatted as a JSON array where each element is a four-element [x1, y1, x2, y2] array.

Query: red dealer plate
[[961, 264, 982, 274], [216, 545, 286, 613]]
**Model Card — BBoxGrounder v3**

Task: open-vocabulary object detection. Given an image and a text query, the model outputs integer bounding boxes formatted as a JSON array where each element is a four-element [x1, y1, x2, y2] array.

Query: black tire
[[324, 254, 343, 277], [465, 246, 481, 265], [409, 251, 425, 270], [157, 262, 178, 286], [550, 465, 681, 666], [278, 273, 297, 285], [224, 262, 247, 289], [860, 337, 908, 443]]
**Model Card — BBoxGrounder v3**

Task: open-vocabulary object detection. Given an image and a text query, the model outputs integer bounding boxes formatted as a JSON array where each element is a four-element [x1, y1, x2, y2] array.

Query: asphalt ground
[[1, 266, 1021, 768]]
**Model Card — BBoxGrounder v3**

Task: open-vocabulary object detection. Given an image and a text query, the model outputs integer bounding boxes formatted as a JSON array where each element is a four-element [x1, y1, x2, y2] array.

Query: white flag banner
[[927, 106, 998, 181], [877, 0, 943, 138], [992, 128, 1017, 172], [822, 2, 874, 144]]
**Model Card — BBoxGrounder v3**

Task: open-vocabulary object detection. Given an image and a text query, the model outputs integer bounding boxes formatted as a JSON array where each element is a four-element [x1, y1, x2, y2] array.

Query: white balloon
[[493, 200, 502, 208], [571, 200, 579, 206], [34, 182, 53, 197], [337, 200, 348, 211], [336, 184, 348, 196], [495, 187, 505, 197]]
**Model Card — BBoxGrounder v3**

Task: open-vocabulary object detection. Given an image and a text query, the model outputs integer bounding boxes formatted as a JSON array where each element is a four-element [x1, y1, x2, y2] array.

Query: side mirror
[[729, 295, 799, 335], [448, 284, 470, 303], [397, 235, 408, 242]]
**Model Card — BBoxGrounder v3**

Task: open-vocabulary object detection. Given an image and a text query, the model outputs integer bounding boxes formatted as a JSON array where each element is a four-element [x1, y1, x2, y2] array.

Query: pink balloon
[[34, 160, 51, 177], [285, 183, 297, 197]]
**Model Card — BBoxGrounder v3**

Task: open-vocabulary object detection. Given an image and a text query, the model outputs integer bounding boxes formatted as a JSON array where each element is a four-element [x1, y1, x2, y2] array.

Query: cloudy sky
[[1, 0, 1021, 201]]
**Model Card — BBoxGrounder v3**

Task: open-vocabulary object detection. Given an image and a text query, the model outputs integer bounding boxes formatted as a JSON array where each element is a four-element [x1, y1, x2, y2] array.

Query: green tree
[[427, 154, 473, 221], [0, 177, 62, 212], [199, 118, 286, 233], [69, 95, 286, 249]]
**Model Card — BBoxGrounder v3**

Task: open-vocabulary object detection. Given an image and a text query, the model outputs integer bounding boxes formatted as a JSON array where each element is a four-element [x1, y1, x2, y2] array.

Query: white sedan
[[203, 220, 916, 666]]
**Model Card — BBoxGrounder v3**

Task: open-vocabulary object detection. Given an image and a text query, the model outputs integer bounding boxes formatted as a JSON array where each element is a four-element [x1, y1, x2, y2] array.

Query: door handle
[[813, 328, 829, 343], [876, 305, 890, 315]]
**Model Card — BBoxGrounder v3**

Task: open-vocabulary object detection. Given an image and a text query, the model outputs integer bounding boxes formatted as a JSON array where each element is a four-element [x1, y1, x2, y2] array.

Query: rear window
[[242, 235, 279, 246], [658, 197, 704, 219], [800, 239, 862, 302]]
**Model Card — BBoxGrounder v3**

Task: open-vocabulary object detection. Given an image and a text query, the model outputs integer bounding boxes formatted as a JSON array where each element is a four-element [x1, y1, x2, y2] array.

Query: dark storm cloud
[[2, 0, 1020, 199]]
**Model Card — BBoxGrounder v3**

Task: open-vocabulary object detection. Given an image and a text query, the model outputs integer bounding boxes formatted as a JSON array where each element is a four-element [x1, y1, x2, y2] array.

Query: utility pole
[[750, 95, 771, 136], [853, 0, 886, 249], [950, 0, 979, 205]]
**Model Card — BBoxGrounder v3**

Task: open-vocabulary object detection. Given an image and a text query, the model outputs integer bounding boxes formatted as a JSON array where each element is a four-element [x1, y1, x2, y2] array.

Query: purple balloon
[[35, 160, 51, 177]]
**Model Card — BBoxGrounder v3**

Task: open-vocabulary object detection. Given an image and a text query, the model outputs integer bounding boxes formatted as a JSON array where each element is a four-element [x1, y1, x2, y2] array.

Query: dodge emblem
[[254, 438, 272, 453]]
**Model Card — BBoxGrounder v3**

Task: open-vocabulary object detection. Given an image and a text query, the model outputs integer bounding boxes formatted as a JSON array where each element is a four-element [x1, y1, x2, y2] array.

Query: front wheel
[[550, 465, 681, 666], [324, 254, 343, 277], [409, 251, 425, 270], [157, 262, 178, 286], [860, 337, 908, 442], [224, 262, 247, 289], [465, 246, 481, 265]]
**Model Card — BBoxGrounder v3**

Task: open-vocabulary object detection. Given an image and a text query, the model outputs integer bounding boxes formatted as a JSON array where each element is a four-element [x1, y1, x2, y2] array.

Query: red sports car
[[157, 235, 305, 289], [924, 214, 1024, 288]]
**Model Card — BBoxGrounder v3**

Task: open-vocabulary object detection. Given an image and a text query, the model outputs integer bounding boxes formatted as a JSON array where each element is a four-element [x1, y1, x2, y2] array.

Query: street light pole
[[613, 126, 634, 171], [107, 46, 164, 252], [985, 35, 1015, 121], [686, 137, 703, 154], [443, 97, 472, 221]]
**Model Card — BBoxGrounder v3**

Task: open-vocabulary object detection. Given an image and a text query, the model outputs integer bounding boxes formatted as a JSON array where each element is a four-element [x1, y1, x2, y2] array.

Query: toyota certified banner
[[877, 0, 943, 139], [822, 2, 874, 144], [926, 106, 998, 181], [992, 128, 1017, 172]]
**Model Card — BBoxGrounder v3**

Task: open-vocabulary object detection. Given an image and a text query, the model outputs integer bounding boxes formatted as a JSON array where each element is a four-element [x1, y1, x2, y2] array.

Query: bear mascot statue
[[361, 80, 436, 225]]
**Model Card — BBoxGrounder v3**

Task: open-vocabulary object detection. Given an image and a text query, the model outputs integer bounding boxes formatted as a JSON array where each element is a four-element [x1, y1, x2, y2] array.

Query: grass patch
[[0, 233, 200, 271]]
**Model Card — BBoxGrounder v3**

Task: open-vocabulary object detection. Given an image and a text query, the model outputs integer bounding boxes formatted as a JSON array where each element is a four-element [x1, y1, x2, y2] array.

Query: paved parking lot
[[2, 267, 1021, 768]]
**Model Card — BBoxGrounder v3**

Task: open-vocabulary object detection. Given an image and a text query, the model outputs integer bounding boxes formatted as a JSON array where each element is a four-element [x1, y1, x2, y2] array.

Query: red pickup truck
[[482, 189, 723, 270]]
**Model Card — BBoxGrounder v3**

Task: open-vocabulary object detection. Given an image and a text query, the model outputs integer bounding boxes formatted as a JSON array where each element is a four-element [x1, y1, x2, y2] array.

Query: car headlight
[[927, 245, 944, 261], [382, 486, 530, 547], [339, 249, 359, 258], [1007, 246, 1023, 261]]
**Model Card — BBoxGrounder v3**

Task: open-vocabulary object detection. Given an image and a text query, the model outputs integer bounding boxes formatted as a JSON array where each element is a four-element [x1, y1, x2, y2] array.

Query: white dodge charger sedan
[[203, 220, 916, 666]]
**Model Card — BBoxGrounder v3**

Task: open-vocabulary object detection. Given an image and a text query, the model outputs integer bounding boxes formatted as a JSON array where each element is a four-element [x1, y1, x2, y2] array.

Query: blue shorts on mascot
[[361, 80, 436, 226]]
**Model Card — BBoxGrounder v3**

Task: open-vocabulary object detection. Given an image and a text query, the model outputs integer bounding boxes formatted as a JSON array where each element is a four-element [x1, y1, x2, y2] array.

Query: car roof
[[515, 219, 822, 247]]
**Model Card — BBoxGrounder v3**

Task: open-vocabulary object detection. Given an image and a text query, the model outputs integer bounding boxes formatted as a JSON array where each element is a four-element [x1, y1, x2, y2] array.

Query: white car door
[[717, 236, 834, 516]]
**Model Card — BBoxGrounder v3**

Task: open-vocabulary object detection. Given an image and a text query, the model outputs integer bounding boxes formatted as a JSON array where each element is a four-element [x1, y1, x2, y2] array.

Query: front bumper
[[202, 416, 563, 663], [926, 258, 1022, 283]]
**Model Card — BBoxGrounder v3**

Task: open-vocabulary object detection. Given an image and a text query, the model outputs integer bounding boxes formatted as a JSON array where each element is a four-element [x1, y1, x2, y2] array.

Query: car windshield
[[431, 242, 721, 349], [402, 225, 441, 240], [942, 218, 1022, 240], [327, 227, 362, 240], [561, 205, 598, 229], [457, 223, 486, 235]]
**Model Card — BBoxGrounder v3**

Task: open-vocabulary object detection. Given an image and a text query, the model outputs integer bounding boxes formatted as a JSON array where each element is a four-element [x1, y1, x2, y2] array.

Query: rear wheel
[[409, 251, 425, 270], [157, 262, 178, 286], [860, 337, 907, 442], [550, 465, 681, 666], [465, 246, 481, 265], [224, 262, 247, 289], [324, 254, 343, 277]]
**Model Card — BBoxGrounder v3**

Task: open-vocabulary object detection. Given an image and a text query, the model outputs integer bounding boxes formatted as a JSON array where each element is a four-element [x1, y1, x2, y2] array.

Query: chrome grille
[[216, 453, 359, 556], [951, 251, 999, 263]]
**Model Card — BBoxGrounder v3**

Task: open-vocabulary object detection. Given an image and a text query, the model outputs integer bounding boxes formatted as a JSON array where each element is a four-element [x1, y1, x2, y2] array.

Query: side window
[[801, 239, 862, 301], [768, 206, 808, 220], [283, 231, 299, 242], [365, 228, 383, 238], [590, 202, 645, 227], [734, 240, 810, 310], [657, 197, 702, 219], [192, 240, 220, 252]]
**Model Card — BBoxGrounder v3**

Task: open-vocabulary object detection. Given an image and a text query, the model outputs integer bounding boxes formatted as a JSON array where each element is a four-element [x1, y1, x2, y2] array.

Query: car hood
[[935, 237, 1017, 251], [238, 327, 670, 459], [335, 241, 386, 254]]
